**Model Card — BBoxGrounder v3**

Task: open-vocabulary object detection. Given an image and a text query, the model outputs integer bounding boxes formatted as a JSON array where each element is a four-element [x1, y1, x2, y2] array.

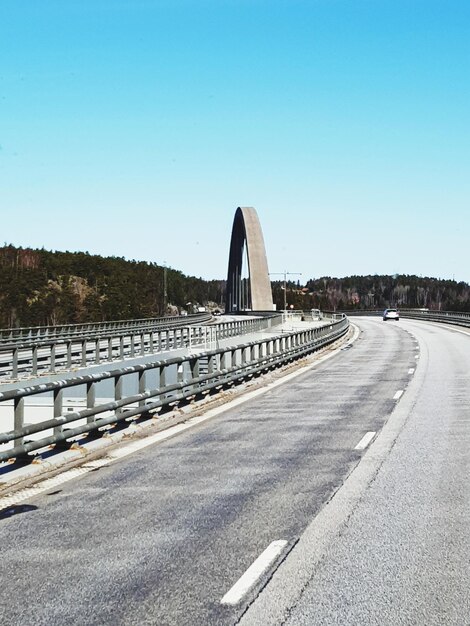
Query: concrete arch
[[226, 207, 274, 313]]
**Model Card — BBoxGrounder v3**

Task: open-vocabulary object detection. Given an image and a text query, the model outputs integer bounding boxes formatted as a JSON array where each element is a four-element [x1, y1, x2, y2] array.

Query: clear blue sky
[[1, 0, 469, 282]]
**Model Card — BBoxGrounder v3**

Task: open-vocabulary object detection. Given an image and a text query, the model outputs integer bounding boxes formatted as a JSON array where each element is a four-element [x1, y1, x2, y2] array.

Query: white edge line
[[354, 431, 376, 450], [393, 390, 404, 400], [442, 326, 470, 337], [221, 540, 288, 606]]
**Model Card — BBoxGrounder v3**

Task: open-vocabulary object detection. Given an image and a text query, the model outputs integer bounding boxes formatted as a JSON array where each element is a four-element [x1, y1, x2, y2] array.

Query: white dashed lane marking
[[221, 540, 288, 606], [354, 432, 376, 451]]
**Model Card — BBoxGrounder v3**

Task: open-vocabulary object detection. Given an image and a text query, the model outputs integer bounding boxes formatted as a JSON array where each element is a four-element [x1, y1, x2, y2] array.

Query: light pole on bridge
[[270, 270, 302, 312], [163, 261, 168, 316]]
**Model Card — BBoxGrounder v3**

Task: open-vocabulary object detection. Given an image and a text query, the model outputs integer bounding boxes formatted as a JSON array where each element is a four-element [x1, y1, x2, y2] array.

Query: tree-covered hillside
[[271, 275, 470, 312], [1, 245, 469, 328], [0, 245, 224, 327]]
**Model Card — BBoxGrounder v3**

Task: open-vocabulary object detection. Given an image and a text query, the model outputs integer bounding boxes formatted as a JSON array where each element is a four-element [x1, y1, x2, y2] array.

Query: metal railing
[[0, 313, 213, 345], [339, 309, 470, 328], [399, 309, 470, 327], [0, 315, 282, 381], [0, 314, 349, 463]]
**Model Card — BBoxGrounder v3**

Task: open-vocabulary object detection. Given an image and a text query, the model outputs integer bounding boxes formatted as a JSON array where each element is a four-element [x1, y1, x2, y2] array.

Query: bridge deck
[[0, 316, 425, 625]]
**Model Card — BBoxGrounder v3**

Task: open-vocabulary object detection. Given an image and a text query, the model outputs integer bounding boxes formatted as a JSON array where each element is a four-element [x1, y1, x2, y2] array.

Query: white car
[[383, 308, 399, 321]]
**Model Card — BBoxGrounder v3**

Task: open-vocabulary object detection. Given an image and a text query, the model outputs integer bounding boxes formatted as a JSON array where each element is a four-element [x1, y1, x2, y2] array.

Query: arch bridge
[[225, 207, 274, 314]]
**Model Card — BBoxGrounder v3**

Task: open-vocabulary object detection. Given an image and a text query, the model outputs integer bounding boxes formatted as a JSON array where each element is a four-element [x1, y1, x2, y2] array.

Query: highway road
[[1, 317, 465, 625], [241, 317, 470, 626]]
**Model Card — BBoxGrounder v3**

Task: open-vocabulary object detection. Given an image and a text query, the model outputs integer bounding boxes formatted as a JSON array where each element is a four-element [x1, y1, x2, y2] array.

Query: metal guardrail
[[339, 309, 470, 327], [399, 310, 470, 327], [0, 313, 213, 344], [0, 315, 282, 381], [0, 314, 349, 463]]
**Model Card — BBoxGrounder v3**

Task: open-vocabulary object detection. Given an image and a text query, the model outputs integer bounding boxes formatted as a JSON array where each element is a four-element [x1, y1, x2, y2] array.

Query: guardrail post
[[187, 357, 198, 395], [50, 343, 56, 373], [12, 347, 19, 379], [115, 374, 123, 417], [66, 341, 72, 368], [140, 333, 145, 356], [177, 362, 184, 384], [260, 341, 267, 359], [81, 340, 87, 367], [166, 330, 172, 350], [14, 396, 25, 448], [241, 347, 248, 366], [139, 370, 147, 407], [130, 335, 135, 358], [221, 350, 231, 371], [32, 345, 38, 375], [86, 381, 96, 425], [159, 365, 166, 401], [53, 388, 64, 438], [120, 336, 125, 359], [190, 357, 200, 378], [95, 338, 101, 364]]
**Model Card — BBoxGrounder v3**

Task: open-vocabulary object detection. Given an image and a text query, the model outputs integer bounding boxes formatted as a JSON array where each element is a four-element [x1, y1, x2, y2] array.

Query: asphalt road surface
[[0, 317, 447, 626], [241, 317, 470, 626]]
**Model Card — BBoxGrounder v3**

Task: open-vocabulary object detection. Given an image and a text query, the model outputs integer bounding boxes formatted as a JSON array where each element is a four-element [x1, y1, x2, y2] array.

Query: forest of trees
[[0, 245, 224, 327], [1, 245, 469, 328], [272, 275, 470, 313]]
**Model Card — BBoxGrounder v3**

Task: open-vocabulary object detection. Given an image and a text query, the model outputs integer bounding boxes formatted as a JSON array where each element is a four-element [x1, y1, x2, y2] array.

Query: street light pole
[[270, 270, 302, 312], [163, 261, 168, 316]]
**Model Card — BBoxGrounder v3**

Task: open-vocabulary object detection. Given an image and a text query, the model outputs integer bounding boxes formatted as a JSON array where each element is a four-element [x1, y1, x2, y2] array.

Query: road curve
[[0, 318, 420, 625], [242, 317, 470, 626]]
